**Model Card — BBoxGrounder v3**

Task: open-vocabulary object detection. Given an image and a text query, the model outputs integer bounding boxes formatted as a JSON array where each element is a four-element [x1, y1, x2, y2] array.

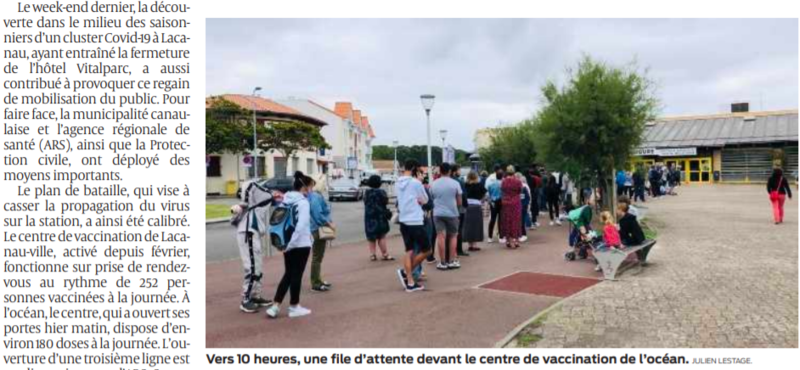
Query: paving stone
[[515, 185, 798, 348]]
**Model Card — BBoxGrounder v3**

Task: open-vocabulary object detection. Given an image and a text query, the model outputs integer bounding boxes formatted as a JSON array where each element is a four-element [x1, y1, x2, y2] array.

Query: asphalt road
[[206, 199, 399, 263]]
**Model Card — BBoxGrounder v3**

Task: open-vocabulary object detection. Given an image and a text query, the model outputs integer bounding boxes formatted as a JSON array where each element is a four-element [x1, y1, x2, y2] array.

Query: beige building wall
[[473, 128, 496, 151]]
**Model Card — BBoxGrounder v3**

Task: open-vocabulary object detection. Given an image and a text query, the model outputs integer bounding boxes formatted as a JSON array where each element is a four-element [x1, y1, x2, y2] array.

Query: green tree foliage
[[479, 120, 538, 170], [206, 98, 331, 160], [205, 98, 251, 154], [259, 121, 331, 160], [536, 56, 659, 208], [372, 145, 470, 166]]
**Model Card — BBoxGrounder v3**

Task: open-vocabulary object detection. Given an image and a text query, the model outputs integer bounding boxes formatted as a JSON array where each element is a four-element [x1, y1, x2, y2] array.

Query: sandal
[[381, 255, 395, 261], [370, 254, 377, 261]]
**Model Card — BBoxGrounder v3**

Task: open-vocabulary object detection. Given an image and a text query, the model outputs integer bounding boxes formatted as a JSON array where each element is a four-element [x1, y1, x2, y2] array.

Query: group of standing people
[[234, 171, 334, 319]]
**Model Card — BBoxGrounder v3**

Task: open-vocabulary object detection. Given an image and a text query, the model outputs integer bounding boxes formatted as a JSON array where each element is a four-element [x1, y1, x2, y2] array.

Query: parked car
[[359, 170, 381, 186], [328, 178, 363, 201], [381, 173, 397, 184], [237, 177, 294, 199]]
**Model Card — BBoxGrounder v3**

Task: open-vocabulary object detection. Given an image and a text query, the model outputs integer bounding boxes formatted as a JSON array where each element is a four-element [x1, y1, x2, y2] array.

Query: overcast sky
[[207, 19, 798, 150]]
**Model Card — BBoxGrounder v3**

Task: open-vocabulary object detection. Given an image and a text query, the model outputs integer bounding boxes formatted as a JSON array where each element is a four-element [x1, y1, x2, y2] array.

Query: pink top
[[603, 224, 621, 248]]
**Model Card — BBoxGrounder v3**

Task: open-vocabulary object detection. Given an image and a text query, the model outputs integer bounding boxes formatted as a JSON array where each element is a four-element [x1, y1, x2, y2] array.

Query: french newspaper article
[[1, 1, 797, 369]]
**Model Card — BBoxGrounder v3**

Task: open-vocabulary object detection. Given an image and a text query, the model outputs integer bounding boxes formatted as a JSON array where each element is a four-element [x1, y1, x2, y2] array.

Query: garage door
[[721, 147, 773, 182], [721, 146, 798, 182]]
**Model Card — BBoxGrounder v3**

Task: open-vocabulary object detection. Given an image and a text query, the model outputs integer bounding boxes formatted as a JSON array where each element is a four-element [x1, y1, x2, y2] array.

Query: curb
[[493, 278, 606, 348], [206, 218, 229, 225]]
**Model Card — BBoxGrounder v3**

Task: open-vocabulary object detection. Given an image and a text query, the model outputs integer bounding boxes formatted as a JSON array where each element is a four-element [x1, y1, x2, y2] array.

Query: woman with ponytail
[[266, 172, 314, 319]]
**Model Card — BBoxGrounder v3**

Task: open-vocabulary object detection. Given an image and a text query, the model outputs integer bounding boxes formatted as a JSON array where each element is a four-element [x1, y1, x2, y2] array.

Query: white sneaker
[[448, 260, 461, 269], [549, 221, 554, 226], [535, 222, 541, 227], [288, 305, 312, 318], [499, 238, 507, 244], [556, 220, 562, 226], [520, 236, 528, 242], [265, 304, 280, 319], [486, 238, 495, 244]]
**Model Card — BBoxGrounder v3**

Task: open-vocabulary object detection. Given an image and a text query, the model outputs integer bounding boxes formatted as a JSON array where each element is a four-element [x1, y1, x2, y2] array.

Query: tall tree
[[258, 121, 331, 161], [479, 120, 538, 171], [205, 99, 251, 155], [536, 55, 659, 210]]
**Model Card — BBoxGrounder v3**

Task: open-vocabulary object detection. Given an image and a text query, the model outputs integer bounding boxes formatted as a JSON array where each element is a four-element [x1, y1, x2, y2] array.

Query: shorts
[[433, 216, 459, 236], [400, 223, 431, 253]]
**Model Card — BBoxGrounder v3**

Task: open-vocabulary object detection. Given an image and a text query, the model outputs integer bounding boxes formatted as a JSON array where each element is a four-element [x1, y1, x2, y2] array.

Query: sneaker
[[405, 283, 425, 292], [549, 221, 554, 226], [556, 220, 562, 226], [534, 222, 541, 227], [396, 269, 408, 288], [288, 305, 312, 318], [486, 238, 495, 244], [436, 262, 449, 271], [457, 251, 470, 257], [251, 297, 273, 307], [520, 236, 528, 242], [265, 304, 280, 319], [239, 300, 260, 313], [594, 264, 602, 272], [448, 260, 461, 269], [499, 238, 507, 244], [311, 285, 330, 292]]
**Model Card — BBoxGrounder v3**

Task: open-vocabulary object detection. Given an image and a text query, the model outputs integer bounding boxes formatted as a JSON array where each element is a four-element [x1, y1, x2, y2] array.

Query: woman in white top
[[266, 171, 314, 319]]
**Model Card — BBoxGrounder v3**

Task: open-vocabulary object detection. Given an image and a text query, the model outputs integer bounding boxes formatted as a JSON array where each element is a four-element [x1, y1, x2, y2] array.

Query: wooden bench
[[593, 239, 656, 280]]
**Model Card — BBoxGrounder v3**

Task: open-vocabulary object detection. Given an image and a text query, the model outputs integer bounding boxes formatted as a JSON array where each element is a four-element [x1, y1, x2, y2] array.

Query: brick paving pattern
[[513, 185, 798, 348]]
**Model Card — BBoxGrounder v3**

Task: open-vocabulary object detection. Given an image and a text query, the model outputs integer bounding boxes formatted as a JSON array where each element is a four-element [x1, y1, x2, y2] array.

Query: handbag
[[384, 208, 393, 221], [770, 177, 784, 201], [318, 225, 337, 241]]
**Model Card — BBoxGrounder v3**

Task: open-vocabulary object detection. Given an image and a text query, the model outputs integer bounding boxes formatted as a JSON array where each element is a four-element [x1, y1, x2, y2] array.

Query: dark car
[[328, 178, 363, 202], [237, 177, 294, 199]]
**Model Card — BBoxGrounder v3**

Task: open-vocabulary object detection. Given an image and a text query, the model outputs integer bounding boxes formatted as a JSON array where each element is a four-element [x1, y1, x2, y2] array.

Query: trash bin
[[226, 181, 237, 196], [713, 171, 720, 182]]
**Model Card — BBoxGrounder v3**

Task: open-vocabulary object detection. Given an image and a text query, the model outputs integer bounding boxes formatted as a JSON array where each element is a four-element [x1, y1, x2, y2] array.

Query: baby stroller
[[564, 230, 604, 261]]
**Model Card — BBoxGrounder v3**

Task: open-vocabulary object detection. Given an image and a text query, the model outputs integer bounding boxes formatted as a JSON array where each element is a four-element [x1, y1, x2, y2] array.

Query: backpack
[[568, 205, 587, 224], [269, 202, 298, 251]]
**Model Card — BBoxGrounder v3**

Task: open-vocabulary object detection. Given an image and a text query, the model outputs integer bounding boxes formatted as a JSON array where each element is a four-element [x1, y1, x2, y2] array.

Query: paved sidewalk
[[512, 185, 798, 348], [206, 215, 602, 348]]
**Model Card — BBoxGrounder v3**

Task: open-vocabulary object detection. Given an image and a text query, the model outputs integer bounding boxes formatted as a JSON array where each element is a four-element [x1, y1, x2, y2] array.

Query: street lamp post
[[420, 94, 435, 181], [439, 129, 448, 164], [392, 140, 399, 179], [252, 86, 262, 179]]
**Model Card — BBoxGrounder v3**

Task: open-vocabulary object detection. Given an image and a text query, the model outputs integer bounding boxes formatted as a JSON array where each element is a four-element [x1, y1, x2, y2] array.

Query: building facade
[[631, 109, 798, 184], [205, 95, 328, 195]]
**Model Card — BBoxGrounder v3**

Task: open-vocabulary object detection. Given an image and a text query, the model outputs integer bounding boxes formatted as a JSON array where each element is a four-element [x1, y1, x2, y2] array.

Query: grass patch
[[514, 313, 549, 347], [206, 204, 230, 220], [516, 332, 543, 347], [641, 221, 658, 240]]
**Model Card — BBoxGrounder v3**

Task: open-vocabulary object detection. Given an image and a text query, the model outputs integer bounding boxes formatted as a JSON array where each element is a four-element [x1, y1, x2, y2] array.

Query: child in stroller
[[563, 191, 596, 261]]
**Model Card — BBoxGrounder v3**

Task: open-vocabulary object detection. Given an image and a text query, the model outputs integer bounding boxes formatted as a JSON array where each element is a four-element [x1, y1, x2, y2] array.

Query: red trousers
[[770, 194, 786, 223]]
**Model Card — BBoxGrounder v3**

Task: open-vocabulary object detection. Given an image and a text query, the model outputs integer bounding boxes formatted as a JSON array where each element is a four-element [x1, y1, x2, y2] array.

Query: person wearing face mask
[[266, 171, 315, 319]]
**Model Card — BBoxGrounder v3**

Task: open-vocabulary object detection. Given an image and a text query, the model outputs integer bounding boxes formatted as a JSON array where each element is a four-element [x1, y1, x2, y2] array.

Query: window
[[246, 156, 266, 178], [206, 156, 221, 177], [307, 158, 314, 174], [292, 157, 300, 174]]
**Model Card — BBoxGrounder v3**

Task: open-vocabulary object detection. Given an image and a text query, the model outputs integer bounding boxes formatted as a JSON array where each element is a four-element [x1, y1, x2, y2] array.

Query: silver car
[[328, 178, 363, 202]]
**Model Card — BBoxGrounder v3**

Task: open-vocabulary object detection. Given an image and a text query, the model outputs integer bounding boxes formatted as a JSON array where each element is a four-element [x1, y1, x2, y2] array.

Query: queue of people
[[231, 158, 790, 319]]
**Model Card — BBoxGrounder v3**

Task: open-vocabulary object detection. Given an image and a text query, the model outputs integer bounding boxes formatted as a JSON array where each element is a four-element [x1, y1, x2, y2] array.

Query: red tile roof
[[362, 117, 376, 138], [334, 102, 353, 120], [352, 110, 362, 128], [207, 94, 326, 126]]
